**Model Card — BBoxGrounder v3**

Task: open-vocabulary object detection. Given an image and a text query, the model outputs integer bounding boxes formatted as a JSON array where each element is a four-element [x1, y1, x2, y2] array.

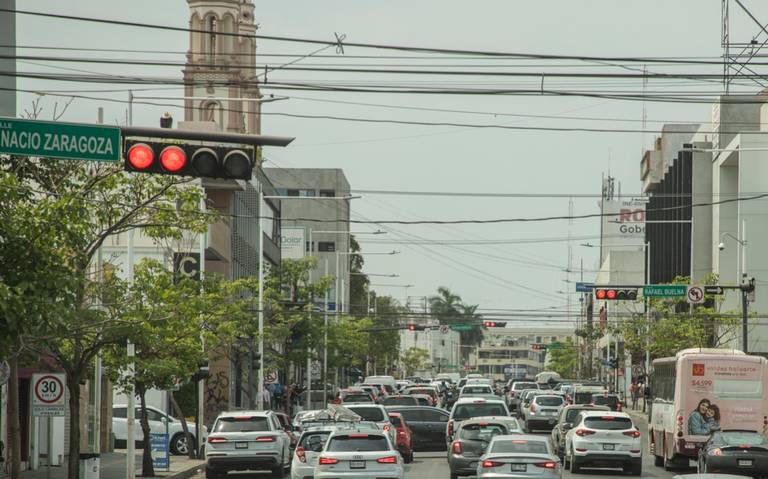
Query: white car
[[112, 404, 207, 455], [343, 404, 397, 444], [447, 397, 510, 444], [315, 428, 404, 479], [291, 426, 336, 479], [205, 410, 292, 479], [522, 394, 565, 432], [476, 434, 562, 479], [564, 411, 641, 476]]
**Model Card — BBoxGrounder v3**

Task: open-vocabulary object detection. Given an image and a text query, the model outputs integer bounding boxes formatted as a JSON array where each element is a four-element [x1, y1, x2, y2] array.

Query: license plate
[[510, 464, 526, 472], [603, 444, 615, 450], [350, 460, 366, 469], [235, 442, 248, 449], [738, 459, 753, 467], [469, 462, 478, 468]]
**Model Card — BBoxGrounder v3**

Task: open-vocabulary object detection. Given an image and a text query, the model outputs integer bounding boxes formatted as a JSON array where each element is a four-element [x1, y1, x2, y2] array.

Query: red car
[[388, 412, 414, 463], [330, 388, 375, 405]]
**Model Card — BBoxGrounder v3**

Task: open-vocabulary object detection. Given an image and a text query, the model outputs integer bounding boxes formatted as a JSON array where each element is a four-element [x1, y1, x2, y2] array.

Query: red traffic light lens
[[127, 143, 154, 170], [160, 146, 187, 172], [606, 289, 617, 299], [595, 289, 606, 299]]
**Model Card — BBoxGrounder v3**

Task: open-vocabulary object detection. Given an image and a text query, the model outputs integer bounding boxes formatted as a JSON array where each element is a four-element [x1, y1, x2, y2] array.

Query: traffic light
[[594, 288, 638, 301], [406, 323, 426, 331], [531, 343, 546, 351], [192, 360, 209, 381], [252, 352, 262, 370], [124, 139, 255, 180], [483, 321, 507, 328]]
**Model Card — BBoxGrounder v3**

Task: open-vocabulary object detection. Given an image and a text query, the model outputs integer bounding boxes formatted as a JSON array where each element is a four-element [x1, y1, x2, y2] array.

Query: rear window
[[415, 397, 430, 406], [389, 416, 402, 427], [513, 383, 537, 391], [593, 395, 618, 405], [299, 431, 331, 452], [343, 394, 373, 403], [348, 407, 385, 422], [565, 409, 589, 423], [463, 386, 492, 394], [491, 439, 549, 454], [584, 417, 633, 430], [719, 432, 768, 447], [453, 403, 507, 421], [535, 396, 564, 406], [214, 416, 270, 433], [326, 435, 389, 452], [459, 423, 506, 441], [574, 392, 595, 404], [383, 397, 417, 406], [409, 388, 435, 396]]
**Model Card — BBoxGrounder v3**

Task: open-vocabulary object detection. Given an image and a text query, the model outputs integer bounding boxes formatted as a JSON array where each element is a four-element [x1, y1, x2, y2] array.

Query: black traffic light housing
[[252, 352, 262, 370], [406, 324, 426, 331], [124, 139, 255, 180], [594, 288, 638, 301], [483, 321, 507, 328], [192, 360, 209, 382], [531, 343, 547, 351]]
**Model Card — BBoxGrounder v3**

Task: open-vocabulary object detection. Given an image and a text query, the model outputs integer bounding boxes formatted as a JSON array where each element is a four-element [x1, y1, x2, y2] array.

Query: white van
[[362, 375, 397, 395]]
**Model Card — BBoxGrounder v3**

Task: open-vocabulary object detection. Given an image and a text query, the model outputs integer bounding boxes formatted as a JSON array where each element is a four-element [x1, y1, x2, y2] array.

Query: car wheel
[[569, 449, 581, 474], [170, 433, 193, 456]]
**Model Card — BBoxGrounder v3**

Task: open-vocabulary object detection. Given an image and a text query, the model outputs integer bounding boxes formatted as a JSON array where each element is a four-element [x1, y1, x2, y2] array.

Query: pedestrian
[[273, 381, 285, 410], [261, 383, 272, 410], [630, 382, 638, 410], [284, 383, 294, 415]]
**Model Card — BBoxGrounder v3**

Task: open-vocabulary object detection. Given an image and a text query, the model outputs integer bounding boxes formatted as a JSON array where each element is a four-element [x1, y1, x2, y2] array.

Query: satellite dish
[[0, 361, 9, 386]]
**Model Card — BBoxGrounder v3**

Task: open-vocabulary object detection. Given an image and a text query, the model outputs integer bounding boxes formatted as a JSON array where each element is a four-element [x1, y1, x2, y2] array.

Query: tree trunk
[[66, 373, 81, 479], [169, 391, 196, 460], [7, 356, 21, 479], [136, 383, 155, 478]]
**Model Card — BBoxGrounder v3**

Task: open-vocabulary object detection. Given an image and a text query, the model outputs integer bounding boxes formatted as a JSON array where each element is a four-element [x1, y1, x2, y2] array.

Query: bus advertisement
[[649, 348, 768, 468]]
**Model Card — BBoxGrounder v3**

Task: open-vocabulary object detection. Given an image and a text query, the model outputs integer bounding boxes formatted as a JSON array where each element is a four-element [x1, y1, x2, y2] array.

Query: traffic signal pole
[[257, 184, 265, 410]]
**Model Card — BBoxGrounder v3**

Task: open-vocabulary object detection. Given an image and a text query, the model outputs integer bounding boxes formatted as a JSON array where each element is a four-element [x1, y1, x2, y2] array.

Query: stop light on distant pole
[[483, 321, 507, 328], [406, 324, 426, 331], [594, 288, 638, 301]]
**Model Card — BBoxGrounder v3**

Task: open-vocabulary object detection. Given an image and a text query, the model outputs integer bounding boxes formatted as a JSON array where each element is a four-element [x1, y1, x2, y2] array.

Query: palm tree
[[429, 287, 484, 356]]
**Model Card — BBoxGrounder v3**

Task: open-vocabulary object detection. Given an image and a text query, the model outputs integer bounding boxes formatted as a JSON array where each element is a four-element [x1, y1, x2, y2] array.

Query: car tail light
[[710, 448, 722, 456], [377, 456, 397, 464], [331, 398, 341, 405], [452, 441, 462, 454], [255, 436, 276, 442], [447, 421, 454, 436], [207, 437, 227, 443], [623, 430, 641, 438], [295, 446, 307, 463], [575, 429, 595, 437], [535, 462, 557, 469], [677, 415, 684, 424], [482, 460, 502, 468], [318, 457, 339, 465]]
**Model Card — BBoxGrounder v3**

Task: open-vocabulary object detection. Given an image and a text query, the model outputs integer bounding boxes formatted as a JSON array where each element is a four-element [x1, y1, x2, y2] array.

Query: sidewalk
[[625, 402, 650, 424], [19, 451, 204, 479]]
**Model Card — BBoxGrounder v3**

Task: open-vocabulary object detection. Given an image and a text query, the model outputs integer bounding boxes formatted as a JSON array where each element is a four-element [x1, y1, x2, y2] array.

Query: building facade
[[475, 328, 573, 381]]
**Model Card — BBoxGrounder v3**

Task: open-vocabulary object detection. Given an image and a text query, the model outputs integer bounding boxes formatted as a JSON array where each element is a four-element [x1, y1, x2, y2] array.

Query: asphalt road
[[190, 410, 694, 479]]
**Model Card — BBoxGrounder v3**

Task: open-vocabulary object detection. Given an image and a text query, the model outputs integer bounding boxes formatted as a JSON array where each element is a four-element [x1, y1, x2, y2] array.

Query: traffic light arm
[[121, 126, 295, 147]]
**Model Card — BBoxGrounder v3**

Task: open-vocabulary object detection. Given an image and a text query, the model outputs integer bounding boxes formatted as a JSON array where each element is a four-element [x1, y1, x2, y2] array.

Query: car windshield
[[453, 403, 507, 420], [459, 423, 506, 441], [491, 439, 549, 454], [536, 396, 564, 406], [326, 435, 390, 452], [214, 416, 270, 432], [299, 431, 331, 452], [584, 417, 633, 430], [719, 432, 768, 447], [513, 383, 537, 390], [463, 386, 492, 394], [348, 407, 385, 422], [343, 394, 373, 403], [592, 395, 618, 405]]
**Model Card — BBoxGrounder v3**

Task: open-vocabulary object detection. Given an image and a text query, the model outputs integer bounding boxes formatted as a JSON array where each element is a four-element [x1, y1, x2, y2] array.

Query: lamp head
[[718, 242, 725, 251]]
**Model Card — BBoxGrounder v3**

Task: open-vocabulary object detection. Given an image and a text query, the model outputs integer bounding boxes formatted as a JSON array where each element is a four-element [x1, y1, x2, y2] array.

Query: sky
[[12, 0, 768, 327]]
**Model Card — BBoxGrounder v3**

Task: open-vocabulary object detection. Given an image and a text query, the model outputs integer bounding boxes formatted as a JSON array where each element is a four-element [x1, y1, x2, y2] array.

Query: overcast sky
[[14, 1, 768, 327]]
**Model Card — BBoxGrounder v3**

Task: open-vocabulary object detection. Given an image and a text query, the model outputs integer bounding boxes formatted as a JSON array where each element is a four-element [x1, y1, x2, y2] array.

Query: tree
[[401, 347, 430, 376], [429, 287, 484, 351], [547, 340, 578, 378], [0, 142, 210, 479], [348, 235, 370, 317]]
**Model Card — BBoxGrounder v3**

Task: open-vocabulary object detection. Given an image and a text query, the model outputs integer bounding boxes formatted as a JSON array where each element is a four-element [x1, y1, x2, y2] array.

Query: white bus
[[649, 348, 768, 469]]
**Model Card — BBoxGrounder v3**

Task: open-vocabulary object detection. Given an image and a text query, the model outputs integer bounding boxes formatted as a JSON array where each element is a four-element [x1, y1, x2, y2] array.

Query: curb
[[163, 462, 205, 479]]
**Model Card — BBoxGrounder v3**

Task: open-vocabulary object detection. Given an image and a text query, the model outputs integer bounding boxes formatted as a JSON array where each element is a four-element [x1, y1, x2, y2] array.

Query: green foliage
[[429, 287, 483, 347], [547, 339, 578, 378], [401, 347, 430, 376]]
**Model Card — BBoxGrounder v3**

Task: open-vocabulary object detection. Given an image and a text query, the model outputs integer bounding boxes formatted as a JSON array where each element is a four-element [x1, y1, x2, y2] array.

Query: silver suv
[[205, 410, 292, 479]]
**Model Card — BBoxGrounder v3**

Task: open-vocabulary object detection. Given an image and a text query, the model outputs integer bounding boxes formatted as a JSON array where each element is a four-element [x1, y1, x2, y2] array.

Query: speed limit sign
[[32, 373, 66, 417]]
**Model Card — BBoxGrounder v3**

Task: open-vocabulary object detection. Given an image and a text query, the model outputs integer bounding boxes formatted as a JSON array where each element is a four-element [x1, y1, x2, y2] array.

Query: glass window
[[383, 397, 417, 406], [214, 416, 270, 432], [592, 395, 619, 406], [459, 423, 506, 441], [326, 435, 389, 452], [347, 407, 385, 422], [261, 199, 277, 240], [287, 189, 300, 197], [389, 415, 402, 427], [452, 403, 507, 421], [318, 241, 335, 252], [535, 396, 564, 406], [462, 386, 492, 394], [491, 439, 549, 454], [343, 394, 373, 403], [300, 431, 331, 452], [420, 410, 448, 422], [718, 431, 768, 447], [319, 190, 335, 198], [299, 189, 316, 197], [397, 409, 424, 423], [113, 407, 126, 419], [584, 417, 633, 430]]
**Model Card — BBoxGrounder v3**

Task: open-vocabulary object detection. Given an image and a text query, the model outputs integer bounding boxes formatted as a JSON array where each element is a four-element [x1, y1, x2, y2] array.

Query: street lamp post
[[719, 219, 748, 352]]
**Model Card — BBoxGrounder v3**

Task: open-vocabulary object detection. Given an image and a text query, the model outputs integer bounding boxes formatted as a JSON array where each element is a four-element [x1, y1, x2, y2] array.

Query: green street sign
[[449, 324, 474, 331], [643, 285, 687, 297], [548, 342, 563, 350], [0, 117, 120, 162]]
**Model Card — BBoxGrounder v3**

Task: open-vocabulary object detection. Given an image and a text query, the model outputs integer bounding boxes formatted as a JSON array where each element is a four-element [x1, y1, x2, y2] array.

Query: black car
[[698, 430, 768, 476], [385, 406, 449, 451], [591, 393, 622, 411]]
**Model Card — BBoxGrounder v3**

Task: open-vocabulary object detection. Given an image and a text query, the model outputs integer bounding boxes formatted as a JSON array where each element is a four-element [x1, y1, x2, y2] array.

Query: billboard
[[281, 227, 305, 259], [600, 199, 646, 263]]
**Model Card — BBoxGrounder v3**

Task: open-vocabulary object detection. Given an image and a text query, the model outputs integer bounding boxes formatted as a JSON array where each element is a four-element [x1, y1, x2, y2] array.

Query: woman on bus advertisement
[[684, 360, 763, 436]]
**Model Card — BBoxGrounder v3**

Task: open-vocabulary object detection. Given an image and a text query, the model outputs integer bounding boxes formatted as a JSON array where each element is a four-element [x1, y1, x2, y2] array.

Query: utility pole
[[0, 0, 15, 118]]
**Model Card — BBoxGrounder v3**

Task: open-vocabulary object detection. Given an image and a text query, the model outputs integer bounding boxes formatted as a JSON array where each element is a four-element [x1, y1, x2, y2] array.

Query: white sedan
[[112, 404, 207, 455]]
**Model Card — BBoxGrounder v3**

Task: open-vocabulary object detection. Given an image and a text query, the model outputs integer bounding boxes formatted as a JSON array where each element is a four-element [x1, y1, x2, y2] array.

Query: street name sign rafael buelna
[[0, 117, 120, 162]]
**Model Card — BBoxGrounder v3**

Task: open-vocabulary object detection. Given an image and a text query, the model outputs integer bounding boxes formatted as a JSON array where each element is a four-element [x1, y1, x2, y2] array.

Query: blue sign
[[150, 433, 169, 469], [575, 282, 595, 293], [313, 302, 337, 312]]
